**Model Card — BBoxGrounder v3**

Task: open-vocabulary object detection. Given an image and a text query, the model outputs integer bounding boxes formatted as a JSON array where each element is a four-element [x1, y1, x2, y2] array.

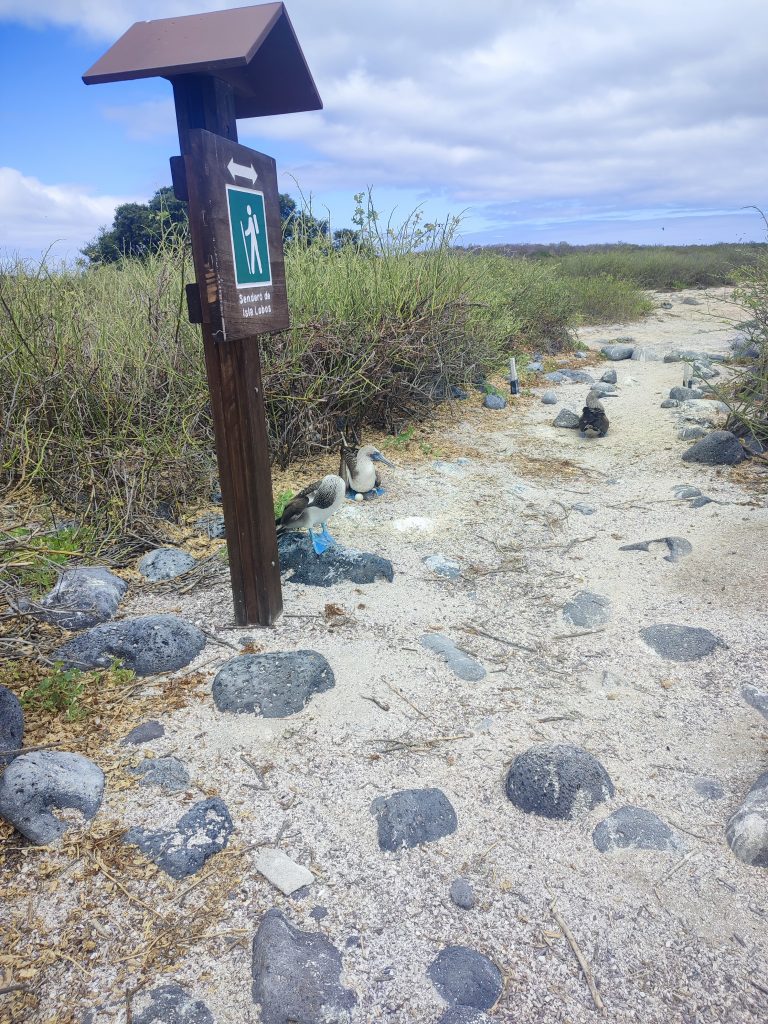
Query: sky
[[1, 0, 767, 261]]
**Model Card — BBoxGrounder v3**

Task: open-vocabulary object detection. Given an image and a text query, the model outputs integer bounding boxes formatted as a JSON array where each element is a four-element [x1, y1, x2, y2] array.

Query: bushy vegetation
[[1, 195, 657, 533], [470, 241, 767, 291]]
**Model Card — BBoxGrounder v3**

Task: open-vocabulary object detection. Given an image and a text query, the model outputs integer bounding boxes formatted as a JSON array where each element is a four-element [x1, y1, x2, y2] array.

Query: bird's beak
[[372, 452, 395, 467]]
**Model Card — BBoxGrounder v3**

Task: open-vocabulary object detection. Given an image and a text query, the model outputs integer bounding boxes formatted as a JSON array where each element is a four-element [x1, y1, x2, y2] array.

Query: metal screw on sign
[[83, 3, 322, 626]]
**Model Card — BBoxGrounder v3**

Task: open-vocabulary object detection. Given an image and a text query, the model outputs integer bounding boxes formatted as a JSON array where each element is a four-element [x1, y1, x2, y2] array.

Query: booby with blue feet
[[275, 474, 346, 554], [339, 441, 394, 500]]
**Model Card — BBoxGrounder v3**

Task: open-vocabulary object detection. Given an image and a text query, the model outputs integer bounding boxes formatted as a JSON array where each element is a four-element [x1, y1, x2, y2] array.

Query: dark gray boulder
[[669, 386, 705, 402], [127, 756, 189, 792], [681, 430, 747, 466], [32, 567, 127, 630], [640, 623, 720, 661], [371, 787, 457, 850], [423, 554, 461, 579], [428, 946, 502, 1010], [601, 344, 634, 360], [553, 409, 580, 429], [138, 548, 197, 582], [664, 349, 711, 363], [562, 591, 611, 629], [122, 720, 165, 745], [212, 651, 334, 718], [133, 984, 214, 1024], [726, 771, 768, 867], [53, 615, 206, 676], [278, 533, 393, 587], [619, 536, 692, 563], [483, 394, 506, 410], [541, 390, 558, 405], [600, 368, 618, 384], [125, 798, 233, 879], [593, 806, 682, 852], [660, 399, 679, 409], [450, 878, 476, 910], [506, 743, 614, 820], [0, 751, 104, 844], [544, 369, 595, 384], [439, 1009, 489, 1024], [742, 684, 768, 722], [251, 909, 356, 1023], [0, 685, 23, 766]]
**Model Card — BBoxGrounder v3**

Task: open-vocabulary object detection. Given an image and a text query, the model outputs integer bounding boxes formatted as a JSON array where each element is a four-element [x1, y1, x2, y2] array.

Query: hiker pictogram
[[226, 184, 272, 287]]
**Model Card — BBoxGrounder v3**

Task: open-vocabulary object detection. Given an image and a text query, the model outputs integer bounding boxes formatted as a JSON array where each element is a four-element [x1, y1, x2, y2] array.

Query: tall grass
[[0, 208, 652, 532]]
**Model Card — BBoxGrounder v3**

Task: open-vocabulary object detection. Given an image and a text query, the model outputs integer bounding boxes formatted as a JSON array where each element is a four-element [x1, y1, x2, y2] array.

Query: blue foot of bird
[[363, 486, 386, 501], [345, 488, 360, 501], [309, 526, 336, 554]]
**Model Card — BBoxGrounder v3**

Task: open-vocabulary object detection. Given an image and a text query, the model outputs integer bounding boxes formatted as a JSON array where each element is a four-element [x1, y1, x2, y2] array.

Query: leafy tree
[[82, 185, 189, 264], [333, 227, 362, 250]]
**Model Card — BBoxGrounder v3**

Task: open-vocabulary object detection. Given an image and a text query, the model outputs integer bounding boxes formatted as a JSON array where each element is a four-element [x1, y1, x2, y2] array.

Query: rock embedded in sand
[[439, 1010, 490, 1024], [0, 751, 104, 845], [742, 684, 768, 722], [53, 615, 206, 676], [505, 743, 614, 820], [640, 623, 721, 662], [681, 430, 748, 466], [544, 369, 595, 384], [693, 778, 725, 800], [450, 878, 476, 910], [127, 756, 189, 792], [601, 343, 634, 360], [673, 484, 701, 499], [278, 532, 394, 586], [483, 394, 506, 410], [423, 554, 462, 578], [212, 651, 334, 718], [572, 502, 596, 516], [726, 771, 768, 868], [669, 386, 705, 402], [562, 591, 611, 629], [600, 368, 618, 384], [122, 720, 165, 745], [0, 685, 23, 766], [619, 536, 692, 564], [592, 806, 682, 852], [541, 390, 558, 405], [138, 547, 197, 581], [420, 634, 486, 682], [124, 798, 233, 879], [253, 848, 314, 896], [371, 787, 458, 850], [31, 566, 127, 630], [553, 409, 580, 429], [251, 909, 356, 1023], [132, 984, 214, 1024], [660, 399, 679, 409], [427, 946, 503, 1010]]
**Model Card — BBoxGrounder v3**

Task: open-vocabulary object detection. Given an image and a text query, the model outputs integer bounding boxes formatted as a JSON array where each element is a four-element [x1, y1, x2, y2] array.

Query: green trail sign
[[183, 129, 289, 342], [226, 184, 272, 288]]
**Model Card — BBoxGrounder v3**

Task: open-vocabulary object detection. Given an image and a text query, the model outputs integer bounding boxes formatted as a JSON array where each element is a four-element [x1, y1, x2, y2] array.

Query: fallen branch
[[458, 624, 537, 653], [551, 627, 607, 641], [549, 897, 605, 1013]]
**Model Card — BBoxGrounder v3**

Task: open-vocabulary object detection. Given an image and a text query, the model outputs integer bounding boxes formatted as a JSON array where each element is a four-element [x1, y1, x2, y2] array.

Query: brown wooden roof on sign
[[82, 2, 322, 118]]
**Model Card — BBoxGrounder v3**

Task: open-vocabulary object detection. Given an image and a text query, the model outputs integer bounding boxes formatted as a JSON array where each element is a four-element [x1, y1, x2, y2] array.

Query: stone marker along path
[[2, 288, 768, 1023]]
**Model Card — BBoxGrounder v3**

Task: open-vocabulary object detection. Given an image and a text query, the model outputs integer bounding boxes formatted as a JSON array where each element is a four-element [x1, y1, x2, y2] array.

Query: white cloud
[[2, 0, 768, 241], [0, 167, 134, 261]]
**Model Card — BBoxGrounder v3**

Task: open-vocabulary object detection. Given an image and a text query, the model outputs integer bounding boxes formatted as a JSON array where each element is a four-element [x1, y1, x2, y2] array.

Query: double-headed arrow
[[227, 157, 258, 185]]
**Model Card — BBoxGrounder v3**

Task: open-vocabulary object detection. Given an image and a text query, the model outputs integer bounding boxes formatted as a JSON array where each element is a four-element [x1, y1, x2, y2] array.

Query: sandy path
[[32, 290, 768, 1023]]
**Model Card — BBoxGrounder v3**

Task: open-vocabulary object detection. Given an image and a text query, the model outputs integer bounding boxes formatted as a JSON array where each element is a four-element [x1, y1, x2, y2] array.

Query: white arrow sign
[[227, 157, 258, 185]]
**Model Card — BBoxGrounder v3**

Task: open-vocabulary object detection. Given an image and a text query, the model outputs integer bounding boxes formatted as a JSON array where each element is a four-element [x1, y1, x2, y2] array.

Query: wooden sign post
[[83, 3, 322, 626]]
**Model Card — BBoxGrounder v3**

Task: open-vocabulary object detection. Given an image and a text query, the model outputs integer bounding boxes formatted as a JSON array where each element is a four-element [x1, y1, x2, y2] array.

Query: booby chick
[[275, 474, 346, 554], [579, 390, 610, 438], [339, 442, 394, 499]]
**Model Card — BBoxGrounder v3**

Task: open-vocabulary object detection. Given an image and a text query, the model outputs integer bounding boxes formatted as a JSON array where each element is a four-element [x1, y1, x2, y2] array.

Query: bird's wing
[[278, 489, 313, 527]]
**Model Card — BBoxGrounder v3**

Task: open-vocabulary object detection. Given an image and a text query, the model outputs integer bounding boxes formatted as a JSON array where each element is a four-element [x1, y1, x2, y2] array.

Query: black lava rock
[[278, 533, 394, 588], [562, 591, 611, 628], [640, 623, 721, 662], [138, 548, 196, 582], [483, 394, 506, 410], [125, 798, 233, 879], [450, 878, 476, 910], [506, 743, 614, 820], [681, 430, 747, 466], [428, 946, 502, 1010], [371, 787, 457, 851], [133, 984, 214, 1024], [669, 386, 704, 402], [53, 615, 206, 676], [451, 386, 469, 400], [592, 806, 682, 852], [121, 721, 165, 745], [0, 685, 23, 766], [251, 909, 357, 1023], [127, 756, 189, 792], [212, 651, 335, 717], [195, 514, 226, 539]]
